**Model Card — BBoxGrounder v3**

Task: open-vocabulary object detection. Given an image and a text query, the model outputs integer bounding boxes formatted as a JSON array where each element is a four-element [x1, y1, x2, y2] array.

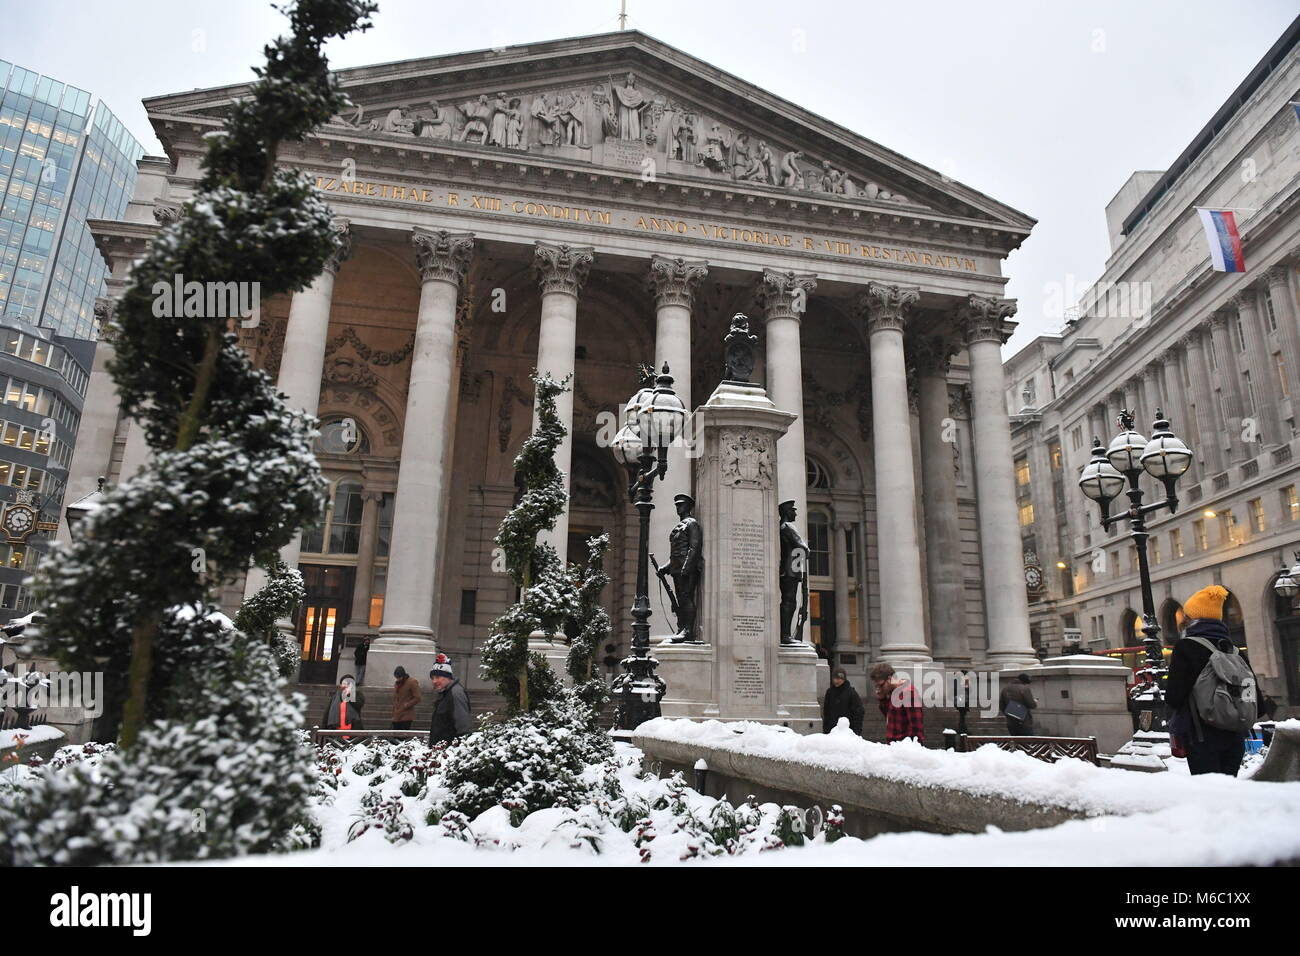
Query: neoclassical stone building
[[73, 32, 1038, 691], [1005, 20, 1300, 706]]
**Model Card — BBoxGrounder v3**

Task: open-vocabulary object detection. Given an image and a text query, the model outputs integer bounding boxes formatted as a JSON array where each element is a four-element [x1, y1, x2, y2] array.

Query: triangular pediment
[[145, 31, 1033, 232]]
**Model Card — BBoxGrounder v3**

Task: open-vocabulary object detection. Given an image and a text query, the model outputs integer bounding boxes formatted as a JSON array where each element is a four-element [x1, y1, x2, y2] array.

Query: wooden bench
[[946, 732, 1100, 766], [310, 728, 429, 746]]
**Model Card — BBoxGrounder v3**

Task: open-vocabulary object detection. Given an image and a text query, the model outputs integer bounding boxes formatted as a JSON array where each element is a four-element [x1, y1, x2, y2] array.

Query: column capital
[[1158, 344, 1182, 363], [94, 296, 117, 340], [411, 227, 474, 285], [534, 241, 594, 297], [1207, 308, 1232, 330], [1229, 287, 1259, 312], [361, 488, 384, 504], [1265, 263, 1294, 287], [908, 331, 963, 377], [1179, 327, 1204, 351], [854, 281, 920, 334], [755, 268, 817, 322], [1142, 362, 1162, 380], [957, 294, 1017, 345], [647, 255, 708, 309], [325, 218, 354, 275]]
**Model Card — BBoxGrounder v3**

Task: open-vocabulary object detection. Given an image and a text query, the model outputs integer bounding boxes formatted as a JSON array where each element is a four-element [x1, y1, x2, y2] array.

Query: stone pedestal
[[364, 637, 439, 688], [655, 380, 826, 734], [1018, 655, 1134, 754]]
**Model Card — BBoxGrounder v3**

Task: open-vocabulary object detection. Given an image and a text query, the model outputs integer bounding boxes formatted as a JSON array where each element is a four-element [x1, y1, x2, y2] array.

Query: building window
[[1243, 371, 1255, 414], [1015, 457, 1031, 489], [1129, 544, 1139, 572], [806, 512, 830, 577], [1050, 442, 1063, 470], [301, 478, 363, 554], [315, 417, 370, 456], [375, 492, 395, 557], [1019, 501, 1035, 527], [459, 589, 477, 626], [1219, 509, 1240, 546], [805, 457, 830, 489], [1071, 426, 1083, 451], [368, 568, 386, 628], [1194, 519, 1207, 551], [1283, 485, 1299, 523], [1234, 316, 1246, 352], [1171, 528, 1184, 558], [1277, 354, 1290, 398], [1111, 549, 1120, 575], [1263, 288, 1277, 331], [1151, 537, 1160, 565], [1249, 497, 1265, 533]]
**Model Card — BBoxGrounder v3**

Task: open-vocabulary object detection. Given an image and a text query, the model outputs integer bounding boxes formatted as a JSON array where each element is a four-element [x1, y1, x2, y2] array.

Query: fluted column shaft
[[379, 229, 474, 645], [648, 256, 706, 570], [1266, 265, 1300, 408], [960, 295, 1037, 667], [915, 336, 970, 663], [1184, 328, 1224, 476], [757, 269, 817, 546], [347, 490, 383, 630], [1235, 288, 1281, 449], [859, 282, 929, 661], [1209, 312, 1246, 464], [831, 521, 852, 655], [1159, 347, 1190, 444]]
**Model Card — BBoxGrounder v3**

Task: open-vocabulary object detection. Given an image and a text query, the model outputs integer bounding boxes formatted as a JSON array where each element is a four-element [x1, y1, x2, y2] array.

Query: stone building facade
[[71, 32, 1039, 692], [1005, 20, 1300, 706]]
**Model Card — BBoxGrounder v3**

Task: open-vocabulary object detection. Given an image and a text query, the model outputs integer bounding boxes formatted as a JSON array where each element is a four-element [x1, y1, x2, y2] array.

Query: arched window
[[806, 456, 830, 489], [301, 478, 363, 554], [315, 416, 370, 456]]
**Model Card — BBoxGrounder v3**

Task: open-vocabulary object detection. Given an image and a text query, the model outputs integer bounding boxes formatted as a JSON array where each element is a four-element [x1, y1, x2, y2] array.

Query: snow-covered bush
[[436, 696, 617, 822], [234, 560, 306, 679]]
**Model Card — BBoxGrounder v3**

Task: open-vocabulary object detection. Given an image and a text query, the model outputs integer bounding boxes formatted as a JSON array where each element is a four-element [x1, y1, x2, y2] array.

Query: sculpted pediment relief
[[326, 69, 923, 210]]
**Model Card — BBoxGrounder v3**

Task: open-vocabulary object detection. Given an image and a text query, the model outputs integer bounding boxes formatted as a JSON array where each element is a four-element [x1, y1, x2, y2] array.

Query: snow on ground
[[0, 724, 63, 750], [203, 721, 1300, 868]]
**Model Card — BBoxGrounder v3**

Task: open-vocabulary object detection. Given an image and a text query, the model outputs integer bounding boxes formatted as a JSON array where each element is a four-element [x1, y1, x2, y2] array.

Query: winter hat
[[833, 667, 848, 680], [430, 653, 454, 678], [393, 666, 407, 679], [1183, 585, 1228, 622]]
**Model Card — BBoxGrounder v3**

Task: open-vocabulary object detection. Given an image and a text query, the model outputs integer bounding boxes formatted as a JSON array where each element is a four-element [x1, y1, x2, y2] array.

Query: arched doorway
[[1223, 591, 1247, 652], [1158, 598, 1183, 643]]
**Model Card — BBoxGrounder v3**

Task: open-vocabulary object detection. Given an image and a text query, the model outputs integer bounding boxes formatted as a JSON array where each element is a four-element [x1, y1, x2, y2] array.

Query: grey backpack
[[1184, 636, 1257, 736]]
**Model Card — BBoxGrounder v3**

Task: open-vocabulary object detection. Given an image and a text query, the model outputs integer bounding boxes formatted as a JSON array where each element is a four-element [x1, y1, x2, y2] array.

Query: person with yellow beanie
[[1165, 585, 1255, 775]]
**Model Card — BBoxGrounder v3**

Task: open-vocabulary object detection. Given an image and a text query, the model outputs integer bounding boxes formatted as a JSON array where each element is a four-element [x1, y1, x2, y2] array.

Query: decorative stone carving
[[324, 354, 379, 389], [719, 428, 774, 488], [608, 72, 652, 140], [647, 255, 708, 309], [419, 100, 454, 140], [856, 281, 920, 334], [534, 242, 594, 297], [325, 218, 353, 275], [457, 94, 492, 143], [93, 297, 117, 340], [1230, 288, 1259, 311], [411, 228, 474, 286], [152, 203, 182, 224], [779, 150, 805, 189], [668, 109, 697, 162], [1265, 264, 1294, 287], [957, 294, 1017, 345], [908, 332, 961, 377], [755, 269, 817, 322], [323, 326, 415, 367]]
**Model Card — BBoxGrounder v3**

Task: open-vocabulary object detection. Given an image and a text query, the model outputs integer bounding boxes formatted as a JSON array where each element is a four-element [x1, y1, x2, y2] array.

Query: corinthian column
[[1159, 346, 1191, 446], [958, 295, 1037, 667], [374, 228, 473, 667], [1183, 327, 1224, 476], [346, 489, 383, 631], [857, 282, 930, 661], [1265, 264, 1300, 409], [1233, 287, 1281, 450], [533, 242, 594, 562], [1208, 310, 1245, 464], [246, 219, 351, 600], [756, 269, 817, 542], [913, 332, 970, 664], [648, 255, 707, 568]]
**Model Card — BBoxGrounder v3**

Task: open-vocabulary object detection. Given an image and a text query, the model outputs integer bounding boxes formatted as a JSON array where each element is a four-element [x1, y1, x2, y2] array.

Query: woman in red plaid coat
[[869, 662, 925, 745]]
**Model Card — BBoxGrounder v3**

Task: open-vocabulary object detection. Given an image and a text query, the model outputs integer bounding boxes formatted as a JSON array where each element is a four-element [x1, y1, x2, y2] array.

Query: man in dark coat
[[1165, 585, 1253, 776], [998, 673, 1037, 735], [391, 666, 421, 730], [428, 654, 473, 746], [823, 667, 865, 736]]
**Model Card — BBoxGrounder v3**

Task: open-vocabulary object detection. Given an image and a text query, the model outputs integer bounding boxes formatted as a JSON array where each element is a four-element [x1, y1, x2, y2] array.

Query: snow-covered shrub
[[348, 796, 412, 844], [825, 805, 846, 843], [234, 560, 306, 679], [437, 696, 617, 821]]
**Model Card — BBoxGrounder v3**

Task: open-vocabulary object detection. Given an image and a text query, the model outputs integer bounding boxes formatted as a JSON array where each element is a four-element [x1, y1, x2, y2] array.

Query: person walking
[[353, 637, 370, 686], [1165, 585, 1258, 776], [822, 667, 865, 736], [428, 654, 473, 746], [391, 666, 421, 730], [321, 675, 365, 741], [869, 662, 924, 745], [999, 673, 1037, 735]]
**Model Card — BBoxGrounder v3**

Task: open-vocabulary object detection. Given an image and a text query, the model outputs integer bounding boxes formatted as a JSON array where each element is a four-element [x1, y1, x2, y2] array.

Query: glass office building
[[0, 60, 143, 338]]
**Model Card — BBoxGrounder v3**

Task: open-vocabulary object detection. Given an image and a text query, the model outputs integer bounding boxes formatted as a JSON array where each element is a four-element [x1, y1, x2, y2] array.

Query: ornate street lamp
[[609, 362, 686, 730], [64, 476, 108, 542], [1274, 551, 1300, 602], [1078, 409, 1193, 729]]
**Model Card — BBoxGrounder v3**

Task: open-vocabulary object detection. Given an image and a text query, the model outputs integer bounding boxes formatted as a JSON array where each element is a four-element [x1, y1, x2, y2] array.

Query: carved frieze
[[720, 428, 774, 488]]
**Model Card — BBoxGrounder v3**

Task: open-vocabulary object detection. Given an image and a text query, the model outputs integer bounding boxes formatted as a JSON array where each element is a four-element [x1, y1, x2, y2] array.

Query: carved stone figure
[[610, 72, 651, 140], [819, 160, 846, 194], [382, 106, 416, 135], [698, 123, 730, 172], [457, 95, 492, 143], [666, 494, 703, 642], [780, 150, 805, 189], [419, 100, 453, 140], [531, 93, 563, 146], [558, 90, 586, 146], [722, 313, 758, 384], [592, 85, 619, 137], [729, 132, 752, 179], [753, 141, 775, 184], [668, 110, 696, 162], [505, 99, 525, 148], [778, 499, 809, 645], [488, 92, 511, 147]]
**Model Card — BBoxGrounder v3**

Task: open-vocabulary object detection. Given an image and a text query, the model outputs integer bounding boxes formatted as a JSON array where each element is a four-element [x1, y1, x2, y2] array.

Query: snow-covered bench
[[949, 733, 1100, 766]]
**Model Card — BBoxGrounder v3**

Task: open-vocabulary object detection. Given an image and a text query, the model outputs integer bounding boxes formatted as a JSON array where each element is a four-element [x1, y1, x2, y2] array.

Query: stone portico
[[77, 31, 1040, 695]]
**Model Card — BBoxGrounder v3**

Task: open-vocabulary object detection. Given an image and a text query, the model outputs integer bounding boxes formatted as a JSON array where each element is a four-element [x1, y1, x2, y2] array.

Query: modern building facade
[[72, 32, 1041, 693], [1006, 18, 1300, 706]]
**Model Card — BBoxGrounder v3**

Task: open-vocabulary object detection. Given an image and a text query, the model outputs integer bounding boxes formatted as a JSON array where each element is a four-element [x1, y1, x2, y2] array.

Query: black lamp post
[[1274, 551, 1300, 604], [609, 363, 686, 731], [64, 476, 108, 542], [1078, 408, 1193, 728]]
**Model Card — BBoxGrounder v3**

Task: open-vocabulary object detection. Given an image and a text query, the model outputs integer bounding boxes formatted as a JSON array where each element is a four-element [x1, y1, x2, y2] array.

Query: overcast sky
[[4, 0, 1296, 356]]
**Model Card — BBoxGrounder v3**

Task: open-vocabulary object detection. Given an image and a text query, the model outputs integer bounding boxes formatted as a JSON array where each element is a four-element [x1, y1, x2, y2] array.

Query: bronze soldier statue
[[778, 499, 809, 645], [666, 493, 703, 642]]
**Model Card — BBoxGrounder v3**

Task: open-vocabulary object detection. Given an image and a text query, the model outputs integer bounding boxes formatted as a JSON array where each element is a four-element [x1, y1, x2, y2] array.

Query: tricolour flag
[[1198, 208, 1245, 273]]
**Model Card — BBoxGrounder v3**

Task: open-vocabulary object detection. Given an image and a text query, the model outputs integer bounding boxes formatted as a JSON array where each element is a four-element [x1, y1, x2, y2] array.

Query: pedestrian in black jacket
[[1165, 585, 1252, 776], [428, 654, 473, 746], [823, 667, 865, 736]]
